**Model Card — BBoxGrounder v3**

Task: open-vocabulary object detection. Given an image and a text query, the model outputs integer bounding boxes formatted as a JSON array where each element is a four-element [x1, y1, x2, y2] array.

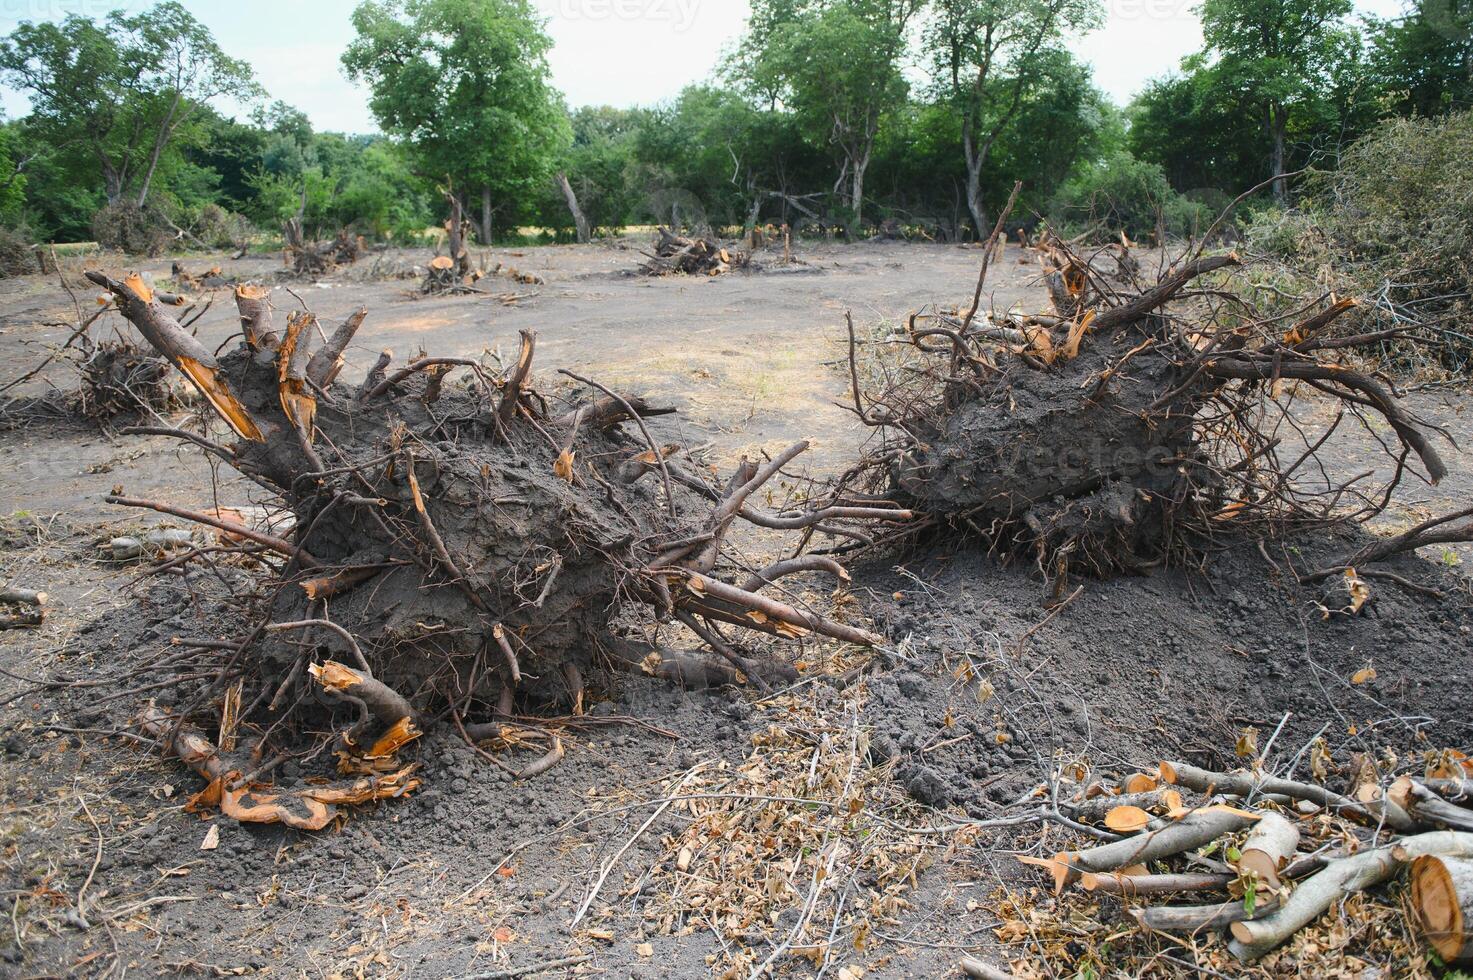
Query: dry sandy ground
[[0, 239, 1040, 518], [0, 239, 1469, 980]]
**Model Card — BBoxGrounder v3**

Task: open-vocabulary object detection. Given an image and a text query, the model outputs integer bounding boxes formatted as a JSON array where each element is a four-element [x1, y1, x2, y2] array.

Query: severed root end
[[138, 705, 421, 831]]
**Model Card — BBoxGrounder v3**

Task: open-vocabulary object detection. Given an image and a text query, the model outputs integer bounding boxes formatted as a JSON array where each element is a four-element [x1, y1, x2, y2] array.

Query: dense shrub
[[1247, 111, 1473, 372], [1048, 151, 1211, 241], [91, 202, 175, 256], [190, 203, 254, 250]]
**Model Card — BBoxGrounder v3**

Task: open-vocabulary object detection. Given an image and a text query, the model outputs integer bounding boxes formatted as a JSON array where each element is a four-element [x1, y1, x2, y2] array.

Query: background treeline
[[0, 0, 1468, 256]]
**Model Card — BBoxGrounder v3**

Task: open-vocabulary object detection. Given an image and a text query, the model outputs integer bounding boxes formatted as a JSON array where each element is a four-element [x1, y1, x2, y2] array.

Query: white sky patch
[[0, 0, 1416, 135]]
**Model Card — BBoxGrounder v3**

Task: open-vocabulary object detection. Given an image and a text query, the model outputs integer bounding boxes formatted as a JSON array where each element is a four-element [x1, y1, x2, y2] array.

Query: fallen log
[[1391, 776, 1473, 833], [1068, 787, 1183, 825], [1159, 761, 1417, 832], [1134, 896, 1280, 934], [959, 957, 1014, 980], [0, 608, 43, 629], [1229, 831, 1473, 960], [1235, 811, 1300, 888], [1031, 806, 1260, 893], [1410, 854, 1473, 964], [1079, 871, 1231, 896], [1425, 779, 1473, 804], [0, 586, 47, 607]]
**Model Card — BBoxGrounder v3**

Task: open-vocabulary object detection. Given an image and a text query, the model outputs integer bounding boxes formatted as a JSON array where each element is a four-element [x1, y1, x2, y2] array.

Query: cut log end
[[1412, 855, 1473, 964]]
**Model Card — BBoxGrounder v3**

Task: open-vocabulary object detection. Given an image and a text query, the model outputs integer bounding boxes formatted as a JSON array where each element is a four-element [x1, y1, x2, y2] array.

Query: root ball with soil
[[84, 266, 898, 823], [848, 198, 1455, 580]]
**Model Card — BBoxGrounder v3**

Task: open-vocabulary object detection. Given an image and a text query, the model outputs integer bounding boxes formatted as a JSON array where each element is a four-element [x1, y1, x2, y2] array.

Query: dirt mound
[[856, 534, 1472, 815]]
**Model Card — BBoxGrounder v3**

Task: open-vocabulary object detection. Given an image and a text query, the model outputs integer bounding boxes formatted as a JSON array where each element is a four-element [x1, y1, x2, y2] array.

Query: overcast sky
[[1, 0, 1406, 134]]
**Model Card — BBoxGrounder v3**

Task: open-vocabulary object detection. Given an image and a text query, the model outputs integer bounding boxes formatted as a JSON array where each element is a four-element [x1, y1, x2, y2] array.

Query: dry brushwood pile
[[991, 748, 1473, 977], [847, 195, 1460, 584], [81, 266, 907, 830], [642, 227, 754, 277], [0, 274, 221, 422], [282, 217, 363, 278]]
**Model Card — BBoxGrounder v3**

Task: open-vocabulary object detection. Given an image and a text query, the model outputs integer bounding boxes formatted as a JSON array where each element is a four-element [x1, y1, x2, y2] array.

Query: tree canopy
[[342, 0, 571, 240], [0, 0, 1466, 252], [0, 2, 259, 207]]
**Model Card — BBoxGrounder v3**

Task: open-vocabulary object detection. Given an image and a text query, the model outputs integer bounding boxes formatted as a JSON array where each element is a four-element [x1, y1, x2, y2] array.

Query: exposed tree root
[[846, 208, 1453, 575], [87, 264, 889, 826]]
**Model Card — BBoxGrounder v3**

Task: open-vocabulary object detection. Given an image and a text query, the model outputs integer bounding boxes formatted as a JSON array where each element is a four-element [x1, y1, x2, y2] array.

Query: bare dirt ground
[[0, 239, 1469, 979]]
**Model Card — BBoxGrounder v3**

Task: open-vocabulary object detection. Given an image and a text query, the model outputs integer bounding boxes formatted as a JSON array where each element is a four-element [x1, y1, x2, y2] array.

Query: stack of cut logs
[[1007, 759, 1473, 968], [641, 227, 751, 277]]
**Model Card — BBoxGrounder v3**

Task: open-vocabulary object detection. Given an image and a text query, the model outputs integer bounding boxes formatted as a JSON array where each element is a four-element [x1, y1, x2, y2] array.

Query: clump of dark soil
[[855, 532, 1473, 815]]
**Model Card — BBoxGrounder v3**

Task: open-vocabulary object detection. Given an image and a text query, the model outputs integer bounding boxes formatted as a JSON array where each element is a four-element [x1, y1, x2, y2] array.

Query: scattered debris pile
[[639, 686, 936, 976], [641, 227, 753, 277], [83, 266, 904, 828], [1004, 751, 1473, 974], [282, 217, 363, 277], [170, 261, 232, 292], [848, 189, 1460, 580]]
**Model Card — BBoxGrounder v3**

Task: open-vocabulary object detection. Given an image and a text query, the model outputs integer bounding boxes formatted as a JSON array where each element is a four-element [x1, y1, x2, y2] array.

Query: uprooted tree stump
[[283, 219, 362, 278], [641, 227, 753, 277], [848, 193, 1453, 579], [85, 266, 903, 822], [76, 339, 183, 418]]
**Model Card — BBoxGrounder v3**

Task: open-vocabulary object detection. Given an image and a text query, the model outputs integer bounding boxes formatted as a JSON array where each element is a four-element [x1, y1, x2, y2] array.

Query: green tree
[[1127, 70, 1267, 192], [992, 50, 1115, 202], [734, 0, 921, 235], [1367, 0, 1473, 116], [0, 2, 259, 208], [0, 118, 33, 225], [926, 0, 1101, 235], [1195, 0, 1358, 200], [342, 0, 571, 242]]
